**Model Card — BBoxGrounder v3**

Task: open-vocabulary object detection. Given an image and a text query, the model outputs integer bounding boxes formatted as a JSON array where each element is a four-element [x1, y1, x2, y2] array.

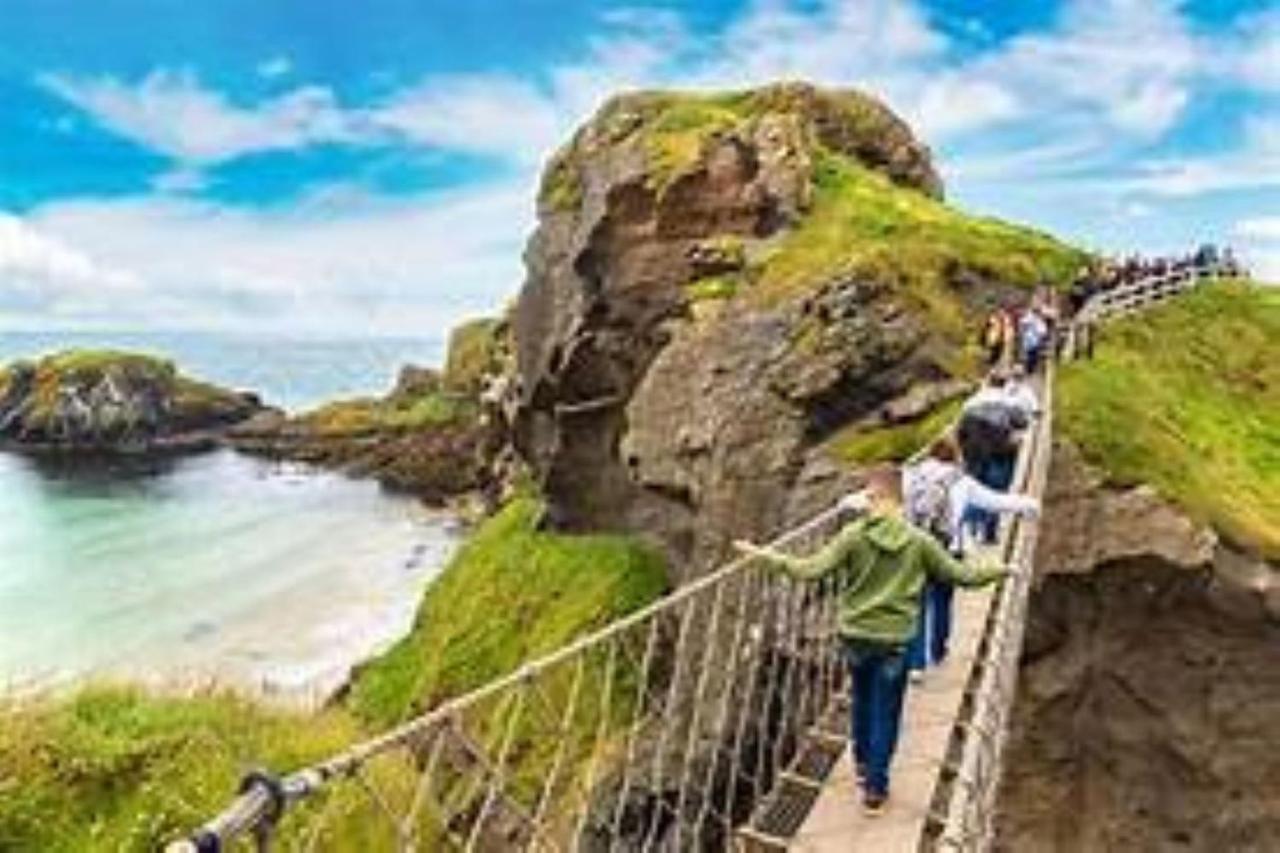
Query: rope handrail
[[170, 267, 1223, 852]]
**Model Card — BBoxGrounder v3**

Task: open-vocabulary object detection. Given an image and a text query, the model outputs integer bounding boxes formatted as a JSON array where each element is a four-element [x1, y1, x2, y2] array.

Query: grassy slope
[[1058, 282, 1280, 558], [294, 391, 473, 436], [0, 688, 358, 852], [0, 499, 666, 851], [828, 397, 965, 465], [348, 496, 667, 727], [754, 154, 1084, 336]]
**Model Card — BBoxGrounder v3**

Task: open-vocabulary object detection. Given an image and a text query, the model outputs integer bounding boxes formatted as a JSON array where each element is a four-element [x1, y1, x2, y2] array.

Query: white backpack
[[904, 461, 962, 543]]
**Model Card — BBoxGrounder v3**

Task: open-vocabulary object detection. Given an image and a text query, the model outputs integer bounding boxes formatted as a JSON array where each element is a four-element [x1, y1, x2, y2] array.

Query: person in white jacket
[[901, 436, 1039, 676]]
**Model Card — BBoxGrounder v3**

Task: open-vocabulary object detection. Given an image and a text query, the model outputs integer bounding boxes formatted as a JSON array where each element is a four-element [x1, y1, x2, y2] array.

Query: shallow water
[[0, 448, 459, 705]]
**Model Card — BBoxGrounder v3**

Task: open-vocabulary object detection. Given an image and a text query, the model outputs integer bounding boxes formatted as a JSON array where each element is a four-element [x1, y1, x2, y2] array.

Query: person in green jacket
[[733, 465, 1010, 814]]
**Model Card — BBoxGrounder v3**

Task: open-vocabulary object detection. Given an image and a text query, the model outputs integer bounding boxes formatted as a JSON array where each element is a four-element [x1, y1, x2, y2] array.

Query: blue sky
[[1, 0, 1276, 335]]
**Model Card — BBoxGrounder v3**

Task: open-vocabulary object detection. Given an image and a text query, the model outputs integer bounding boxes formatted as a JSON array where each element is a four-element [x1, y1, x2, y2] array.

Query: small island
[[0, 350, 266, 453]]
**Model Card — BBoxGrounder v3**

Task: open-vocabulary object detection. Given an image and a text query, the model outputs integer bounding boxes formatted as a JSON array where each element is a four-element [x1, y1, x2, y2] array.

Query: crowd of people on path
[[728, 246, 1243, 818], [1066, 243, 1246, 318], [735, 363, 1045, 815]]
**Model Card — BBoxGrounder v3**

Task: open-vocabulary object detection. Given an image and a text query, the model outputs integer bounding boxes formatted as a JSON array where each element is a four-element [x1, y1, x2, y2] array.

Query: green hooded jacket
[[754, 512, 1006, 645]]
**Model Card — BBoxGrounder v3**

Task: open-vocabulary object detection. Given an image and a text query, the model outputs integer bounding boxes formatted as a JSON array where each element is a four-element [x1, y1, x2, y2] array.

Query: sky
[[0, 0, 1277, 337]]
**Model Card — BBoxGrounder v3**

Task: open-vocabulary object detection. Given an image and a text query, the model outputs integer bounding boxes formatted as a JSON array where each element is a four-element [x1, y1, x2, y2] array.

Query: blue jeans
[[964, 453, 1016, 543], [908, 580, 955, 671], [844, 638, 909, 798]]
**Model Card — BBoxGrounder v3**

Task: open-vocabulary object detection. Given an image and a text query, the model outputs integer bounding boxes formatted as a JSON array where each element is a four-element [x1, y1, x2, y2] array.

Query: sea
[[0, 329, 461, 705]]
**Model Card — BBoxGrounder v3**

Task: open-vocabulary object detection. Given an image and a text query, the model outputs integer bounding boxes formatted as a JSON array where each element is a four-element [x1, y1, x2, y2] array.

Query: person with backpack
[[901, 437, 1040, 678], [733, 465, 1012, 815], [958, 373, 1030, 543]]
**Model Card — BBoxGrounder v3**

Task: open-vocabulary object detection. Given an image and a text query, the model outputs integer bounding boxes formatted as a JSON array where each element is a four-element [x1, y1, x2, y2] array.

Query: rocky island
[[0, 350, 265, 452]]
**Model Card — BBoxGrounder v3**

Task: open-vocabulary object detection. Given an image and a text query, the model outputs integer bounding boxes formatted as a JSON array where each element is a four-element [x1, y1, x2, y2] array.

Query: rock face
[[999, 439, 1280, 851], [0, 351, 262, 451], [507, 83, 990, 579]]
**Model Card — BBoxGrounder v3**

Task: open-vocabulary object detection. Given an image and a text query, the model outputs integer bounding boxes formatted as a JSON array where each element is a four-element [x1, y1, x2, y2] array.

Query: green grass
[[444, 317, 504, 394], [686, 275, 739, 302], [0, 496, 668, 850], [348, 496, 668, 727], [753, 153, 1085, 341], [294, 390, 474, 436], [827, 396, 965, 465], [0, 687, 359, 853], [1058, 282, 1280, 557]]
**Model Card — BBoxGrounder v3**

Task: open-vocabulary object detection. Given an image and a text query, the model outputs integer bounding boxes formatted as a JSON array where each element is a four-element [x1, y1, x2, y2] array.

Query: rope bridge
[[170, 264, 1226, 853]]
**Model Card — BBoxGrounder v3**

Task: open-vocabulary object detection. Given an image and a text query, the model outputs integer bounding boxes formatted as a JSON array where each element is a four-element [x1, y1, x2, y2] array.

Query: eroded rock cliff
[[999, 440, 1280, 851], [506, 82, 1081, 579]]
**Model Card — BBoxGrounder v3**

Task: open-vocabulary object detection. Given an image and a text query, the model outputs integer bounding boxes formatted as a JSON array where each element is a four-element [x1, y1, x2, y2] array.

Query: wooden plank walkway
[[790, 583, 996, 852]]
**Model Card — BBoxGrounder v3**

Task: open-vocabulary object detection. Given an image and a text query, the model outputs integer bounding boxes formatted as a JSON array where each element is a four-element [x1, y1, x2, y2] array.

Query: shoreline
[[0, 448, 466, 714]]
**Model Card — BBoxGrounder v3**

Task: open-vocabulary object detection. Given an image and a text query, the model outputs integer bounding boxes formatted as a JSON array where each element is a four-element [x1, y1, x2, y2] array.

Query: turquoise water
[[0, 329, 446, 410], [0, 448, 459, 704]]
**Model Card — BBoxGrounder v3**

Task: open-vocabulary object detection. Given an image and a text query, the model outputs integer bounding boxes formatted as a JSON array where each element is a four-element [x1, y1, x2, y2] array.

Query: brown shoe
[[863, 791, 888, 816]]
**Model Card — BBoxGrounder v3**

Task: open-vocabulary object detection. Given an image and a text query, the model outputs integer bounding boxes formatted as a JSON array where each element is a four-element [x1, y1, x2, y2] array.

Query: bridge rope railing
[[172, 266, 1224, 853], [922, 261, 1229, 851], [171, 482, 869, 851]]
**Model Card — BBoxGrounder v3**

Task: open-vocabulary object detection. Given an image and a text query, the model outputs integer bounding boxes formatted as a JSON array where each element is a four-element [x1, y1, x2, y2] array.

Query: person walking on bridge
[[902, 437, 1040, 679], [733, 466, 1009, 815]]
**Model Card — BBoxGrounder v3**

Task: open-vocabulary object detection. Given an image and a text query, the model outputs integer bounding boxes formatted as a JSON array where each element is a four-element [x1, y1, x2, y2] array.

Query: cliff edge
[[506, 81, 1082, 579]]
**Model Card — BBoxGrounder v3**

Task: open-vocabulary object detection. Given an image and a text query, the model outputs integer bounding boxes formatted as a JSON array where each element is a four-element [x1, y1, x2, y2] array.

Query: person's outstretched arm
[[734, 518, 865, 581], [958, 477, 1040, 519], [922, 533, 1008, 588]]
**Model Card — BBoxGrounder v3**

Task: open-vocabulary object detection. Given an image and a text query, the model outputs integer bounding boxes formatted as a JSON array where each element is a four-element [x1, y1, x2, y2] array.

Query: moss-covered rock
[[443, 317, 508, 395], [0, 350, 263, 451], [511, 81, 1082, 581]]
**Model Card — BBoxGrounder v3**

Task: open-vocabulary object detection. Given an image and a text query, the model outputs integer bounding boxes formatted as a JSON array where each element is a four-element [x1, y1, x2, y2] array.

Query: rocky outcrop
[[505, 83, 1022, 580], [233, 319, 512, 504], [0, 351, 263, 452], [999, 439, 1280, 851]]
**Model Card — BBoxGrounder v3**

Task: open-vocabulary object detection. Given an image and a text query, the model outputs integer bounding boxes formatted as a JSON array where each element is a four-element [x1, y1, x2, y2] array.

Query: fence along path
[[169, 264, 1225, 853]]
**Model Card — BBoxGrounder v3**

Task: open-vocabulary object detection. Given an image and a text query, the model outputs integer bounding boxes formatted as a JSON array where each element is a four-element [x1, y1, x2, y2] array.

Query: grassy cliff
[[0, 497, 665, 851], [0, 688, 358, 852], [347, 496, 667, 727], [1058, 282, 1280, 557]]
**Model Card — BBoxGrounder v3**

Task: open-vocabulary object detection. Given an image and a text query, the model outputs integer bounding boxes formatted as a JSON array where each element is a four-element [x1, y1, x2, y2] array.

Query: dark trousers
[[963, 452, 1016, 542], [844, 638, 909, 798], [908, 580, 955, 671]]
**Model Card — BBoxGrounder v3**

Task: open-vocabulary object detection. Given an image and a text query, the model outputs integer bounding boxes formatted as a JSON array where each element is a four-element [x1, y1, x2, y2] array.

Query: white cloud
[[914, 74, 1020, 137], [1123, 112, 1280, 197], [1235, 216, 1280, 241], [0, 214, 143, 318], [257, 56, 293, 80], [7, 181, 533, 335], [1228, 9, 1280, 92], [19, 0, 1278, 336], [40, 69, 366, 165], [372, 76, 563, 165], [1234, 215, 1280, 283]]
